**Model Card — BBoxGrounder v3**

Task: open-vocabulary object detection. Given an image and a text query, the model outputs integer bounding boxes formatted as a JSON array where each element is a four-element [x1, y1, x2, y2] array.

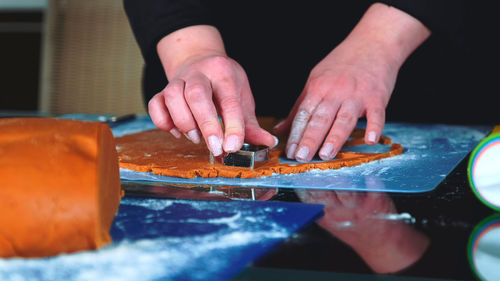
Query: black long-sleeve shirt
[[123, 1, 497, 125]]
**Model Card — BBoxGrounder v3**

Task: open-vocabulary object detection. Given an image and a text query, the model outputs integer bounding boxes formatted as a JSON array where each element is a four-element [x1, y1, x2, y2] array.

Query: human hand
[[274, 3, 430, 162], [275, 43, 395, 162], [149, 26, 277, 156], [296, 186, 398, 245], [296, 179, 429, 274]]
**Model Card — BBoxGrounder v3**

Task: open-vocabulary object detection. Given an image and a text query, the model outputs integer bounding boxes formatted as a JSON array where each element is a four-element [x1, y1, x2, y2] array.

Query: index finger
[[212, 77, 245, 153], [184, 73, 224, 156]]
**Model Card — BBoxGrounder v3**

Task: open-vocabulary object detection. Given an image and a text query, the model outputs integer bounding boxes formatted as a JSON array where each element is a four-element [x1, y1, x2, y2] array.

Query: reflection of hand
[[274, 3, 430, 162], [296, 189, 398, 245], [150, 25, 277, 157], [296, 181, 429, 273]]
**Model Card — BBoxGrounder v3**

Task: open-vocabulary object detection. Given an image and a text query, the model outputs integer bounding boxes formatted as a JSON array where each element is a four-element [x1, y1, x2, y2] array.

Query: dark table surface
[[229, 156, 496, 281]]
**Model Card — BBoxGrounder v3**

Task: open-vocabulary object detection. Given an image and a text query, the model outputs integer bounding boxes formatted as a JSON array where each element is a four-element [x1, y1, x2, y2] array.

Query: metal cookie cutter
[[210, 143, 269, 169]]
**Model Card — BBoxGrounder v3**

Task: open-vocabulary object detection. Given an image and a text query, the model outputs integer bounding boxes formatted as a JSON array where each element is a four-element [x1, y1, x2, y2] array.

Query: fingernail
[[187, 129, 201, 144], [271, 136, 279, 149], [208, 135, 223, 156], [295, 146, 310, 162], [287, 143, 297, 159], [367, 131, 377, 143], [319, 143, 335, 160], [223, 135, 240, 152], [169, 128, 182, 138]]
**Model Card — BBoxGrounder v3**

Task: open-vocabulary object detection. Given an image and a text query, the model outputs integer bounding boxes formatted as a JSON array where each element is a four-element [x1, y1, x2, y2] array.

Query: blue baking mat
[[61, 114, 491, 193], [0, 198, 323, 281]]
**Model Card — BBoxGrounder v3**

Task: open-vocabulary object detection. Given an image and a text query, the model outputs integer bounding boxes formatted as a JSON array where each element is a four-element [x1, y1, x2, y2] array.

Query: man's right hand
[[150, 25, 277, 156]]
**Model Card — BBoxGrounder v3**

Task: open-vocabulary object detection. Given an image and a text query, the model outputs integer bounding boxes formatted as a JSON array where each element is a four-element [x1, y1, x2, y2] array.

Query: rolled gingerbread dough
[[116, 127, 403, 179]]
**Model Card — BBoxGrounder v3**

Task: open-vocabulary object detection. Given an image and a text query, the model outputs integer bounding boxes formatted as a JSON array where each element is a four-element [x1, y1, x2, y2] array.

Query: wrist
[[345, 3, 431, 72], [156, 25, 227, 78]]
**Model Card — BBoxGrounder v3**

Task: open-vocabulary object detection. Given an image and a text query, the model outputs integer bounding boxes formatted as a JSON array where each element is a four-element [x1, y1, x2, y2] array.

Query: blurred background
[[0, 1, 497, 124], [0, 0, 146, 116]]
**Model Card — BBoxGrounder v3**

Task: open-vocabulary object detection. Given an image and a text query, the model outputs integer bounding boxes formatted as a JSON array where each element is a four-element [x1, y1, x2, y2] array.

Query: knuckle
[[185, 83, 209, 101], [172, 118, 192, 131], [308, 118, 328, 130], [342, 99, 363, 114], [310, 111, 331, 126], [162, 86, 178, 100], [169, 80, 184, 92], [219, 96, 241, 108], [224, 125, 244, 135], [307, 77, 330, 96], [152, 116, 172, 131], [373, 82, 390, 95], [367, 119, 385, 131], [148, 95, 160, 110], [210, 56, 235, 77], [295, 109, 312, 123], [300, 135, 319, 147], [210, 56, 232, 69], [326, 133, 344, 145], [368, 118, 384, 127], [325, 133, 336, 142], [336, 111, 356, 125], [197, 119, 219, 132], [301, 97, 321, 112], [369, 106, 386, 119]]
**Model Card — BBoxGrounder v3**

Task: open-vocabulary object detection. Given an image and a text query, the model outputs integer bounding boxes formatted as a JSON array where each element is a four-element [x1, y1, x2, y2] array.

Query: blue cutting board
[[0, 198, 323, 281], [62, 114, 491, 193]]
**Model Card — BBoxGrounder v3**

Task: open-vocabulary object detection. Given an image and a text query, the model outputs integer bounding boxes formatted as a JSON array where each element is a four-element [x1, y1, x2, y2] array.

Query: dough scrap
[[116, 127, 403, 179]]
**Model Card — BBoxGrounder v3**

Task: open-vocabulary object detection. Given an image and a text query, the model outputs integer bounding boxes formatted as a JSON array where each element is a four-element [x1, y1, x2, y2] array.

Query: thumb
[[244, 118, 279, 148]]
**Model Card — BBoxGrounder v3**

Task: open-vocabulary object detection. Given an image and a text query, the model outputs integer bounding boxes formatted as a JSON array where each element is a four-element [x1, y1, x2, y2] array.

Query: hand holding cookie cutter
[[210, 143, 269, 169]]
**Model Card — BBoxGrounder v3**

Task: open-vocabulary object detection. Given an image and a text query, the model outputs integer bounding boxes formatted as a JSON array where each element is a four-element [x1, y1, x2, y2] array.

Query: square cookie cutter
[[210, 143, 269, 169]]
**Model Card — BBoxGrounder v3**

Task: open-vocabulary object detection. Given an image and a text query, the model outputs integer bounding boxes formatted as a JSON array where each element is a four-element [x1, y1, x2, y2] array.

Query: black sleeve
[[376, 1, 465, 38], [123, 0, 214, 63]]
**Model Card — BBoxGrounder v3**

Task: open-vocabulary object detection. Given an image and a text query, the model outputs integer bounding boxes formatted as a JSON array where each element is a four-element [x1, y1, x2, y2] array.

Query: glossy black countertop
[[231, 156, 496, 281]]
